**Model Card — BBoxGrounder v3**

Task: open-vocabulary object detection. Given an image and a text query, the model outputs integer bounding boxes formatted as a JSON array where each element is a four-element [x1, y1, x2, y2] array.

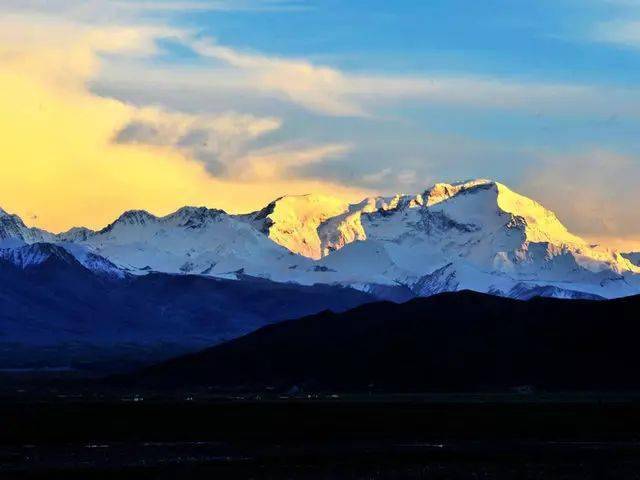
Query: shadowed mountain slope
[[132, 290, 640, 392], [0, 252, 375, 368]]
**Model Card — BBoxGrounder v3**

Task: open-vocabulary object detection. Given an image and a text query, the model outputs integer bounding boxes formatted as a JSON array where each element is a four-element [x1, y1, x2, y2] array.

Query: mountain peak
[[164, 206, 226, 228], [170, 206, 225, 216], [423, 179, 495, 206], [2, 180, 638, 300], [117, 209, 156, 224], [417, 179, 582, 246], [0, 207, 25, 223], [0, 207, 52, 243], [492, 182, 582, 246], [243, 179, 588, 261], [99, 209, 157, 234], [58, 226, 95, 242], [250, 193, 352, 260]]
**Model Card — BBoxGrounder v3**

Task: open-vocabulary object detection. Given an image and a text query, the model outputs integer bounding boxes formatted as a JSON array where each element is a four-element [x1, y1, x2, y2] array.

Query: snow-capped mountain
[[57, 206, 313, 279], [0, 241, 125, 278], [0, 242, 79, 269], [0, 208, 53, 244], [307, 180, 640, 299], [242, 194, 353, 260], [2, 179, 639, 300]]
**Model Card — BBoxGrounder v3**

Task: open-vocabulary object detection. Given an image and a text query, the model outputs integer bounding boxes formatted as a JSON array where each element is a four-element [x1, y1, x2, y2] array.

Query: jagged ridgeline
[[2, 179, 640, 369], [2, 180, 638, 300]]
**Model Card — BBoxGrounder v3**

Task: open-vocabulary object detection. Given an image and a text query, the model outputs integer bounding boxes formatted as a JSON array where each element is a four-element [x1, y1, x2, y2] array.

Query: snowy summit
[[1, 179, 638, 300]]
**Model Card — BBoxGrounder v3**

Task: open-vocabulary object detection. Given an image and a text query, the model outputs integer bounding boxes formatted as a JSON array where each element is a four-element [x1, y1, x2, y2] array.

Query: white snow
[[1, 179, 639, 300]]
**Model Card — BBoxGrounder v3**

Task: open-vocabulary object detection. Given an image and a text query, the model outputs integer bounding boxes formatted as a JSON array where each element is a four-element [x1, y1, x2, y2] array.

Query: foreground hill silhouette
[[0, 250, 374, 369], [131, 290, 640, 391]]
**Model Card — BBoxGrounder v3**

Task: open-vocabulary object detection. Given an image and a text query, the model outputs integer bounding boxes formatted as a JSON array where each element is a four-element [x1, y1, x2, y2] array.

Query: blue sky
[[164, 0, 638, 82], [136, 0, 640, 162], [2, 0, 640, 246]]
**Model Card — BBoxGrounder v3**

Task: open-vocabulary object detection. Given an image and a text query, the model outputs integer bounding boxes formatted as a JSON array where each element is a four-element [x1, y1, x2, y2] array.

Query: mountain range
[[1, 179, 638, 300], [2, 179, 640, 368]]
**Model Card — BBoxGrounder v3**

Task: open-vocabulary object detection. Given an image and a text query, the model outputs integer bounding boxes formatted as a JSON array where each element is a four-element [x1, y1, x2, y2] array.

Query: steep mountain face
[[130, 290, 640, 391], [0, 208, 53, 244], [243, 194, 352, 260], [1, 179, 639, 300]]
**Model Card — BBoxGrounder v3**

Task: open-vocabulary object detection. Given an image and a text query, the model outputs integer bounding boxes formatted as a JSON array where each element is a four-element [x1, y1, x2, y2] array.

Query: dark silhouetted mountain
[[0, 253, 374, 369], [131, 290, 640, 392]]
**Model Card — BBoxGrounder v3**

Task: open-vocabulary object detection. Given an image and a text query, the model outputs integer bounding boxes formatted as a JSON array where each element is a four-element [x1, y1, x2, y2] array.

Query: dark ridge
[[128, 290, 640, 392], [0, 262, 375, 371]]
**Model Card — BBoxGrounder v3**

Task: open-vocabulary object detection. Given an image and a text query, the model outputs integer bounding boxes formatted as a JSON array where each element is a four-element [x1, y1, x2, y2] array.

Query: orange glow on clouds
[[0, 19, 370, 233]]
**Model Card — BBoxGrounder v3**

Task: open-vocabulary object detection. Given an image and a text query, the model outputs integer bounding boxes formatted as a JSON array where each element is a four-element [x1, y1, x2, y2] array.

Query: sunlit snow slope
[[1, 179, 638, 299]]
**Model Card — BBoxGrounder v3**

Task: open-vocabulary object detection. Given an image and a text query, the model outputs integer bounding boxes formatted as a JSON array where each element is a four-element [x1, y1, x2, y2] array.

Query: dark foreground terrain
[[5, 292, 640, 478], [4, 395, 640, 479], [131, 290, 640, 392]]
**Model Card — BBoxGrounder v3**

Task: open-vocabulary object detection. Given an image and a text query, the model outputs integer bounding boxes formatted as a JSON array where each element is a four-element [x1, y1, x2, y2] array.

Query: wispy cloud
[[231, 143, 352, 181], [4, 0, 640, 249], [593, 20, 640, 48], [190, 41, 370, 117], [587, 0, 640, 48], [100, 37, 640, 119], [13, 2, 640, 120], [113, 108, 282, 175], [0, 13, 369, 232], [361, 168, 421, 190]]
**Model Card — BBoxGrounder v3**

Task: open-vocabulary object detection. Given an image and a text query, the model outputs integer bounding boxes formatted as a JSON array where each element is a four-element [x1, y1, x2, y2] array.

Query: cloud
[[113, 108, 282, 175], [232, 143, 352, 180], [590, 0, 640, 49], [96, 36, 640, 121], [9, 1, 640, 123], [361, 168, 423, 191], [0, 15, 370, 232], [3, 1, 640, 252], [112, 111, 348, 180], [593, 20, 640, 48], [519, 150, 640, 250], [190, 41, 370, 117]]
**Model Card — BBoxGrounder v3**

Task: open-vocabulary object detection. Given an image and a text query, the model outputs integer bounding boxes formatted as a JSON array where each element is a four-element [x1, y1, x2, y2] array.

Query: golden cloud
[[0, 17, 371, 233]]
